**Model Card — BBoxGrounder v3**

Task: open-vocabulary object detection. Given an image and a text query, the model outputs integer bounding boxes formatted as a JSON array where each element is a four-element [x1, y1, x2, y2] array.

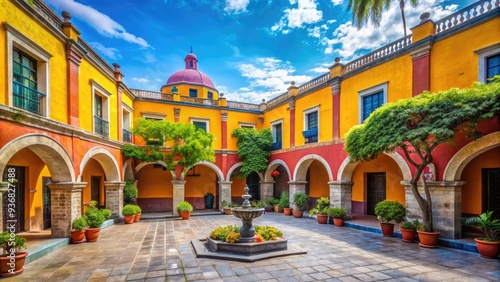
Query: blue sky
[[45, 0, 472, 103]]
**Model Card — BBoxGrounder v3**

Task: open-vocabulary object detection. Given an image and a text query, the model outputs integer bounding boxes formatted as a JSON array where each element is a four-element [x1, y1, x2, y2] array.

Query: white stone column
[[0, 182, 8, 232], [259, 181, 274, 202], [47, 182, 86, 238], [288, 181, 307, 209], [329, 181, 353, 219], [218, 181, 232, 211], [172, 180, 186, 215], [104, 181, 125, 217], [402, 180, 464, 239]]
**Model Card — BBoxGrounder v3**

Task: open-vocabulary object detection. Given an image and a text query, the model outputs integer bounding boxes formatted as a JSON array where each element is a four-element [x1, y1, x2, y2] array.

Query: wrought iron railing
[[302, 129, 318, 143], [94, 116, 109, 137], [271, 142, 282, 150], [13, 81, 45, 115], [123, 129, 132, 142]]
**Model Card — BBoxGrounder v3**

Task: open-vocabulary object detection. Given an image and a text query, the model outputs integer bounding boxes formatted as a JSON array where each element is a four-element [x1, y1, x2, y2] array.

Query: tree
[[122, 118, 215, 179], [232, 128, 273, 178], [347, 0, 419, 37], [345, 77, 500, 232]]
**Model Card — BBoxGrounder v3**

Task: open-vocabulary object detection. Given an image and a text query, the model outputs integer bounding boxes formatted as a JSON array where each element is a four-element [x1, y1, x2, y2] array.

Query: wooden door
[[367, 172, 386, 215], [2, 166, 25, 233]]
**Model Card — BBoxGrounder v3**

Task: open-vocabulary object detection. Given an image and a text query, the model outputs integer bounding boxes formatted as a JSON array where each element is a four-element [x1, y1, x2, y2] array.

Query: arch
[[123, 159, 134, 180], [265, 159, 292, 182], [0, 134, 74, 182], [135, 160, 168, 173], [294, 154, 333, 182], [337, 152, 412, 182], [226, 162, 243, 181], [189, 161, 224, 181], [79, 147, 120, 182], [444, 132, 500, 181]]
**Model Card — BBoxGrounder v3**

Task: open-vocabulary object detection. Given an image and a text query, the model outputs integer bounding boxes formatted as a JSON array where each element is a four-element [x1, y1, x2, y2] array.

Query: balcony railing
[[271, 142, 282, 150], [302, 128, 318, 143], [123, 129, 132, 142], [13, 81, 45, 115], [94, 116, 109, 137]]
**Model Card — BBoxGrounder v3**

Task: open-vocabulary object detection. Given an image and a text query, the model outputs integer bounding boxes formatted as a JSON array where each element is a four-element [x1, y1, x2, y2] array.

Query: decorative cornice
[[65, 39, 87, 65], [2, 22, 54, 59]]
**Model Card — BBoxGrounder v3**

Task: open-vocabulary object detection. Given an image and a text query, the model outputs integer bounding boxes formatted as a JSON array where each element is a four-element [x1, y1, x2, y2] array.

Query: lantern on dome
[[271, 170, 280, 177]]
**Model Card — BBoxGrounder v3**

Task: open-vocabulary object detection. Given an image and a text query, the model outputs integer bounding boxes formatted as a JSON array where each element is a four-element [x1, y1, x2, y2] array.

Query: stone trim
[[104, 181, 125, 217]]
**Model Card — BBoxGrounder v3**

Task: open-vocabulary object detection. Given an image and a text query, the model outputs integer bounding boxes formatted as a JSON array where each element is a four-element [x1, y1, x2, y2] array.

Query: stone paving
[[6, 213, 500, 282]]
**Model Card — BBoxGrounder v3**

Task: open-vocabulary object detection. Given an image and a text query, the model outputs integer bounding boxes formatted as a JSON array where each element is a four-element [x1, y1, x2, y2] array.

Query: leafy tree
[[122, 118, 215, 179], [345, 77, 500, 232], [232, 128, 273, 178], [347, 0, 419, 37]]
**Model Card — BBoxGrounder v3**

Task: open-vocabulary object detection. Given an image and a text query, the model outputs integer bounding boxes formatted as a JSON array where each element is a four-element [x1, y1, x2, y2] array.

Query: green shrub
[[176, 201, 193, 212], [375, 200, 406, 224], [122, 204, 137, 216], [133, 205, 142, 214], [71, 217, 87, 231], [124, 179, 138, 204], [268, 198, 280, 206], [101, 209, 112, 220], [252, 200, 266, 208], [0, 232, 26, 254], [293, 192, 309, 211], [327, 207, 346, 218], [85, 208, 106, 228], [309, 197, 330, 216], [279, 192, 289, 208], [401, 220, 420, 230]]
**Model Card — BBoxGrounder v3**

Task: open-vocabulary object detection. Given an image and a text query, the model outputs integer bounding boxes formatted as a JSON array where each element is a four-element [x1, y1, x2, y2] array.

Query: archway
[[266, 160, 291, 199], [184, 161, 224, 209], [135, 162, 173, 212], [293, 154, 332, 210]]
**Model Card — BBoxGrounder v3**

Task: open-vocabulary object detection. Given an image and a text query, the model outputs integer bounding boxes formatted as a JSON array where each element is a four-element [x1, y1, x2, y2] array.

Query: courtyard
[[6, 213, 500, 282]]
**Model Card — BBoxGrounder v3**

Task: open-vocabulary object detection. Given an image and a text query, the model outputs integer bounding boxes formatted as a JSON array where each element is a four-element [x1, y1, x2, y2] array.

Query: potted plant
[[268, 198, 282, 213], [84, 201, 106, 242], [292, 192, 308, 218], [328, 207, 347, 226], [0, 232, 27, 277], [177, 201, 193, 219], [280, 192, 292, 216], [222, 200, 233, 215], [374, 200, 406, 237], [400, 220, 420, 243], [70, 216, 87, 244], [101, 209, 112, 221], [204, 192, 215, 209], [122, 204, 136, 224], [309, 197, 330, 224], [124, 179, 138, 204], [463, 211, 500, 258], [133, 205, 142, 222]]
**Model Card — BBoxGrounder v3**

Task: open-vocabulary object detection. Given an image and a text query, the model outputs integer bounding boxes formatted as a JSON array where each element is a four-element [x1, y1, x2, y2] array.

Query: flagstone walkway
[[6, 213, 500, 282]]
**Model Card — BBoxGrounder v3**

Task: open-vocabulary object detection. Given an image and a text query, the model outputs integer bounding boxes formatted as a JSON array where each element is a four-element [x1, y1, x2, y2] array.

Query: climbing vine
[[232, 128, 273, 178]]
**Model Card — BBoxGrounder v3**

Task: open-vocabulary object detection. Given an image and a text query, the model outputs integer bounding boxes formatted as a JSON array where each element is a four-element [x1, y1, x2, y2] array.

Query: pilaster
[[47, 182, 86, 238], [328, 181, 353, 219], [330, 78, 341, 139], [259, 181, 274, 203], [172, 180, 186, 215], [288, 181, 307, 209], [174, 108, 181, 122], [218, 181, 232, 211], [289, 99, 296, 147], [104, 181, 125, 217]]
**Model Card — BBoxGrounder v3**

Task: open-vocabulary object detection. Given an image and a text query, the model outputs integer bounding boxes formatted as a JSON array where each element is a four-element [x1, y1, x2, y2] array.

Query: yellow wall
[[184, 165, 217, 197], [461, 146, 500, 215], [308, 160, 329, 198], [226, 111, 262, 150], [294, 87, 332, 145], [339, 56, 412, 138], [264, 103, 290, 148], [351, 154, 405, 204], [136, 164, 173, 198], [81, 158, 105, 207], [230, 175, 246, 197]]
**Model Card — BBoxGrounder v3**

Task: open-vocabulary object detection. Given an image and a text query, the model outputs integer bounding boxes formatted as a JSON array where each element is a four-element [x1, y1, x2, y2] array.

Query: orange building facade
[[0, 0, 499, 239]]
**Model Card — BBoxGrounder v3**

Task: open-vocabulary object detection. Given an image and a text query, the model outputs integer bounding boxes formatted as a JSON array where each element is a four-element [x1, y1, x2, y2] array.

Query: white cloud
[[88, 42, 121, 60], [271, 0, 323, 34], [309, 62, 331, 73], [132, 78, 150, 83], [322, 0, 458, 60], [224, 0, 250, 14], [331, 0, 343, 5], [45, 0, 151, 48]]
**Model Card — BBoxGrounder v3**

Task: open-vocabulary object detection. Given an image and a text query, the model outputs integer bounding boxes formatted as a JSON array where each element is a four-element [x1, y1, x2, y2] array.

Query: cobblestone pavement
[[7, 213, 500, 282]]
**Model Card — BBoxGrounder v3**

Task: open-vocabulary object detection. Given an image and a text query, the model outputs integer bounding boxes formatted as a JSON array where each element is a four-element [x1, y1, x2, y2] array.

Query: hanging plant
[[231, 128, 273, 178]]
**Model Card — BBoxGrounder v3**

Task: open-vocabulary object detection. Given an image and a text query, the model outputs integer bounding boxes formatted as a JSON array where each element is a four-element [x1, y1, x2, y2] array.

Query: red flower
[[255, 237, 262, 242]]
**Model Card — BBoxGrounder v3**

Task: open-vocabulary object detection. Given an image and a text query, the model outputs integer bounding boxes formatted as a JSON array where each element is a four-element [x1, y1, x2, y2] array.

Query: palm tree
[[347, 0, 419, 37]]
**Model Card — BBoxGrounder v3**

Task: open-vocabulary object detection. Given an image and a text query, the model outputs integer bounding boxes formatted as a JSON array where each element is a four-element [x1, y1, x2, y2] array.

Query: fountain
[[231, 186, 264, 243]]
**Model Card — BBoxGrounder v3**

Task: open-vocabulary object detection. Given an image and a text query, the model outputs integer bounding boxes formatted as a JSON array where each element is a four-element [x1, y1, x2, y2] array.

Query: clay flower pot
[[400, 228, 416, 243], [274, 205, 283, 213], [293, 210, 304, 218], [417, 230, 440, 248], [223, 208, 233, 215], [0, 252, 28, 277], [333, 217, 344, 227], [380, 223, 395, 237], [316, 214, 328, 224], [283, 207, 292, 216], [124, 215, 135, 224], [85, 227, 101, 242], [178, 211, 191, 220], [134, 213, 141, 222], [474, 238, 500, 259], [70, 229, 85, 244]]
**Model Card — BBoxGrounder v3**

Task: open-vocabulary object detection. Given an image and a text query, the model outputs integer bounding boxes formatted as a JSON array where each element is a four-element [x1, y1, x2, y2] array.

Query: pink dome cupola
[[163, 48, 216, 90]]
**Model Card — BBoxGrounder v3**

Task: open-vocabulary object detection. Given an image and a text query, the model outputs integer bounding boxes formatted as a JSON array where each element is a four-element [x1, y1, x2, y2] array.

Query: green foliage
[[71, 217, 87, 231], [293, 192, 309, 211], [231, 128, 273, 178], [375, 200, 406, 224], [122, 119, 215, 178], [210, 225, 240, 241], [401, 219, 420, 231], [122, 204, 137, 216], [133, 205, 142, 214], [124, 179, 138, 204], [101, 209, 112, 220], [209, 225, 284, 243], [176, 201, 193, 212], [327, 207, 346, 218], [345, 78, 500, 232], [0, 232, 26, 254], [279, 192, 290, 208], [84, 206, 106, 228], [463, 211, 500, 241], [255, 225, 284, 241], [251, 200, 267, 208], [309, 197, 331, 216], [268, 197, 280, 206]]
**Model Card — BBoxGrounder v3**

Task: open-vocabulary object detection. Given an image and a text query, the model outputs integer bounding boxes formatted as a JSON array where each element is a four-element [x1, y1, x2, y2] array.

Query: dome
[[164, 51, 215, 89]]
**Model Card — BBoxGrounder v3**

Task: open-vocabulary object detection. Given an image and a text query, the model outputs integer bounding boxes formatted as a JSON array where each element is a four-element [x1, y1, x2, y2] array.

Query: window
[[302, 106, 319, 143], [141, 112, 166, 120], [208, 91, 213, 99], [191, 118, 209, 132], [358, 83, 387, 123], [238, 122, 255, 128], [122, 105, 133, 142], [5, 23, 51, 117], [91, 81, 111, 137], [476, 44, 500, 83], [271, 121, 283, 150], [189, 89, 197, 98], [487, 54, 500, 83], [189, 61, 193, 68]]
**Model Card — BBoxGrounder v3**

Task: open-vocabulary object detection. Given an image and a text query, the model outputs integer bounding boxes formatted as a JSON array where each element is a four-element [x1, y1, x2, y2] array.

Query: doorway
[[482, 168, 500, 218], [91, 176, 101, 205], [246, 172, 260, 201], [42, 177, 51, 230], [2, 166, 25, 233], [366, 172, 386, 215]]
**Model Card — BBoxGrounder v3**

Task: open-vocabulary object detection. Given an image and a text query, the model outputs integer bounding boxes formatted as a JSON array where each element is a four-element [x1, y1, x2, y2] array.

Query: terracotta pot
[[474, 238, 500, 259], [265, 206, 273, 213], [134, 213, 141, 222], [70, 229, 86, 244], [380, 223, 394, 237], [85, 227, 101, 242], [0, 252, 28, 277], [293, 210, 304, 218], [283, 207, 292, 216], [400, 228, 416, 243], [124, 215, 135, 224], [316, 214, 328, 224], [333, 217, 344, 227], [417, 230, 440, 248], [274, 205, 283, 213], [223, 208, 233, 215], [178, 211, 190, 220]]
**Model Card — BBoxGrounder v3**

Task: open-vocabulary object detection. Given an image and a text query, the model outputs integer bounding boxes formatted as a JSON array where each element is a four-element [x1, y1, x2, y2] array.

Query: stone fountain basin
[[205, 236, 287, 254], [231, 207, 264, 219]]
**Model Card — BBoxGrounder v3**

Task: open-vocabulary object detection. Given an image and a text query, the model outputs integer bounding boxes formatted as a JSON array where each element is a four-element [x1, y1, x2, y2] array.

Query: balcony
[[271, 142, 282, 150], [123, 129, 132, 142], [94, 116, 109, 137], [13, 81, 45, 115], [302, 129, 318, 143]]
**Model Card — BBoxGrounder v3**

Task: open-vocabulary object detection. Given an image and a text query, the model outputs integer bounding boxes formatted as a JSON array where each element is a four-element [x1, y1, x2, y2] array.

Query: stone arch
[[135, 161, 168, 173], [444, 132, 500, 181], [189, 161, 224, 181], [294, 154, 333, 182], [123, 159, 134, 180], [79, 147, 120, 182], [337, 152, 412, 181], [226, 162, 243, 181], [0, 134, 74, 182], [265, 159, 291, 182]]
